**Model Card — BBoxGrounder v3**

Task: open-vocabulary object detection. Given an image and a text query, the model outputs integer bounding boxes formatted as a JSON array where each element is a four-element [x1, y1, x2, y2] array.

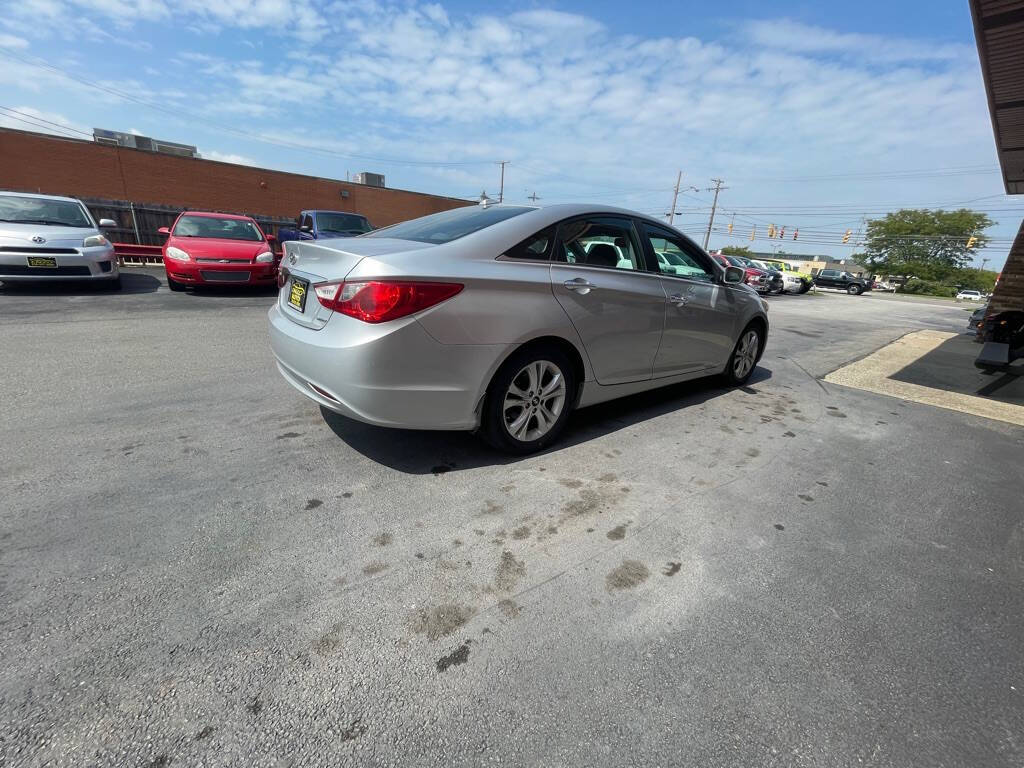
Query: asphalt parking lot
[[2, 270, 1022, 767]]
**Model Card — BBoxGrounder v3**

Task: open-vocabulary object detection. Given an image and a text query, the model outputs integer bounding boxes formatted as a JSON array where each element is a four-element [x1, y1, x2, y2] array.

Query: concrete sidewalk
[[825, 329, 1024, 425]]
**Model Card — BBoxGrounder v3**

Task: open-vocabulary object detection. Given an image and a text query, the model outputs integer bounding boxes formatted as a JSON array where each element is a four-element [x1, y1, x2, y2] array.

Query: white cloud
[[202, 149, 258, 166], [743, 19, 974, 63], [0, 32, 30, 49]]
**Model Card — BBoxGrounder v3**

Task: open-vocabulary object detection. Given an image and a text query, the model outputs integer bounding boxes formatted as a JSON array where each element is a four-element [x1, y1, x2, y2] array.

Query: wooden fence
[[81, 197, 294, 249]]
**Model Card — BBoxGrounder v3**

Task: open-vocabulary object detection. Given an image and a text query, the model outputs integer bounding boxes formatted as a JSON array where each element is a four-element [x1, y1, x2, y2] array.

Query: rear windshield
[[315, 212, 372, 235], [0, 194, 92, 228], [174, 215, 263, 241], [365, 205, 532, 244]]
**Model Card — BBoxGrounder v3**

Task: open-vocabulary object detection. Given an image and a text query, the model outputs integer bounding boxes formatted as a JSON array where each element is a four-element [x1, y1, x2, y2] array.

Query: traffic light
[[793, 229, 799, 241], [778, 227, 785, 240], [966, 235, 978, 249], [749, 226, 756, 241], [842, 229, 852, 244], [768, 224, 776, 238], [727, 220, 734, 234]]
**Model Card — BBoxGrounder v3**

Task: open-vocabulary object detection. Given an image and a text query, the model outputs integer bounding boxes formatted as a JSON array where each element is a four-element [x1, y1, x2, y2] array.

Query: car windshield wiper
[[0, 217, 81, 226]]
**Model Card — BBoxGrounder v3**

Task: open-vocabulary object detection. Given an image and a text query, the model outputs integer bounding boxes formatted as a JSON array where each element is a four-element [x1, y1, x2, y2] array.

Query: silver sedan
[[268, 203, 768, 453]]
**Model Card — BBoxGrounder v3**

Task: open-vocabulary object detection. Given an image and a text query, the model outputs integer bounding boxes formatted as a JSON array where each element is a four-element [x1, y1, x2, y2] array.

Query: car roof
[[177, 211, 255, 221], [0, 190, 83, 203]]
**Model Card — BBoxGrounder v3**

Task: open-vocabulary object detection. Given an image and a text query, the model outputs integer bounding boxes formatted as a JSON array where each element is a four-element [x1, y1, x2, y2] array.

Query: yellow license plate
[[27, 256, 58, 268], [288, 277, 308, 311]]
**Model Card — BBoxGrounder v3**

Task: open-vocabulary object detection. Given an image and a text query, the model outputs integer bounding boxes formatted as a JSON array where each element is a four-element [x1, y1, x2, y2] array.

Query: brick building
[[0, 127, 472, 235]]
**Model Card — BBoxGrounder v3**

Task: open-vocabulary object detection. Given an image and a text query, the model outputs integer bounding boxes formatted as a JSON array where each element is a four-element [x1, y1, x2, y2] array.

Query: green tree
[[864, 209, 993, 271], [720, 245, 753, 257]]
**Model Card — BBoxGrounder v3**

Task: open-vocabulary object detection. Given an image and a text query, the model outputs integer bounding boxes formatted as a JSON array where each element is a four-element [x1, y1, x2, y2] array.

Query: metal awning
[[971, 0, 1024, 194]]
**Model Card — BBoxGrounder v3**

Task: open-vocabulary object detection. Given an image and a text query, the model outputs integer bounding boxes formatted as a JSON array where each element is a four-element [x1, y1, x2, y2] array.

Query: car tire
[[798, 282, 811, 294], [721, 324, 763, 387], [847, 284, 863, 295], [167, 274, 185, 292], [480, 344, 577, 455]]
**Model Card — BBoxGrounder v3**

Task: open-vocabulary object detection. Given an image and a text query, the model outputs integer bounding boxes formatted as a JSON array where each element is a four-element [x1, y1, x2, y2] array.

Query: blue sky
[[0, 0, 1020, 268]]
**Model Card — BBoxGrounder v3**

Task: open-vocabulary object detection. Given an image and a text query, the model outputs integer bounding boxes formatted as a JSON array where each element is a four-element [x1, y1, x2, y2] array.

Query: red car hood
[[167, 237, 269, 261]]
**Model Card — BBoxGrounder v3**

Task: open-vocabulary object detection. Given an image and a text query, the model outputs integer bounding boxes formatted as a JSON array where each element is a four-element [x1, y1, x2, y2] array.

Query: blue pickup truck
[[277, 210, 373, 245]]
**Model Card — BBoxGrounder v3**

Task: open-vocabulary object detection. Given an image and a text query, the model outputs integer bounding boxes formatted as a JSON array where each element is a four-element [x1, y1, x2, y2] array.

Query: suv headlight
[[254, 251, 274, 263], [83, 234, 110, 248], [165, 246, 191, 261]]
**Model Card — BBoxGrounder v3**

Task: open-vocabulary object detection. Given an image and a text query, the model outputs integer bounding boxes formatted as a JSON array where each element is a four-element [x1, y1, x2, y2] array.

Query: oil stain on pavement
[[606, 560, 650, 590], [436, 641, 471, 673]]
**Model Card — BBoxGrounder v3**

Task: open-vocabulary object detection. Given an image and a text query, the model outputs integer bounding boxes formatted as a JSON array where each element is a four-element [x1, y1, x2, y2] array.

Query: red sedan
[[158, 211, 278, 291], [711, 252, 769, 293]]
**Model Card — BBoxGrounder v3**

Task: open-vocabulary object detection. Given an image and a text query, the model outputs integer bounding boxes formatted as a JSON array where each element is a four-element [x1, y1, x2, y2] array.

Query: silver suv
[[0, 191, 120, 288]]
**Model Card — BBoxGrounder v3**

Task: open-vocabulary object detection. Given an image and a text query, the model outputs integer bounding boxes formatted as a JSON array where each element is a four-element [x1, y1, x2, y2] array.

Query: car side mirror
[[98, 218, 117, 228], [265, 233, 277, 243], [157, 226, 170, 236], [724, 266, 745, 284]]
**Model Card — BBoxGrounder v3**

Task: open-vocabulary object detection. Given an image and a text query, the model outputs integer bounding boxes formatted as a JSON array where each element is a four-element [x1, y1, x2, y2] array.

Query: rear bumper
[[165, 259, 277, 285], [267, 303, 512, 430], [0, 247, 119, 281]]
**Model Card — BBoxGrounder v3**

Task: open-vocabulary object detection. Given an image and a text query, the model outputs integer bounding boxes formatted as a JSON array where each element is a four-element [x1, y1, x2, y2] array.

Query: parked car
[[761, 259, 814, 293], [158, 212, 277, 291], [269, 203, 769, 453], [956, 289, 984, 301], [813, 269, 872, 295], [277, 210, 373, 246], [711, 253, 769, 293], [745, 259, 785, 294], [968, 305, 988, 335], [0, 191, 120, 288]]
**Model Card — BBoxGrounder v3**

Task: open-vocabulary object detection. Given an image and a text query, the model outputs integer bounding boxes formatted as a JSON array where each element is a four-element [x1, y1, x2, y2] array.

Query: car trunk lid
[[277, 238, 434, 330]]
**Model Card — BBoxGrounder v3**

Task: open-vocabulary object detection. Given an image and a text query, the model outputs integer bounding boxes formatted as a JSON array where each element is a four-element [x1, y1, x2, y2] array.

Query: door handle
[[668, 293, 690, 306], [564, 278, 596, 293]]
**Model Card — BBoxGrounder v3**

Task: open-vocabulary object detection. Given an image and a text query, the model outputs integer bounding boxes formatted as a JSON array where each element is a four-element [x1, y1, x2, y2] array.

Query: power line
[[0, 105, 93, 138], [730, 165, 1001, 183]]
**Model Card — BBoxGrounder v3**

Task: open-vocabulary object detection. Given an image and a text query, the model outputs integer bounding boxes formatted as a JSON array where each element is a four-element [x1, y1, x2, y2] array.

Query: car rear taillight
[[277, 267, 289, 288], [314, 280, 463, 323]]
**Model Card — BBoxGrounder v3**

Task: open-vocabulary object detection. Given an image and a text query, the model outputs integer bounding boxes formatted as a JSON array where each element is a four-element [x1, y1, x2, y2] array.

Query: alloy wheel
[[733, 330, 759, 380], [502, 360, 567, 441]]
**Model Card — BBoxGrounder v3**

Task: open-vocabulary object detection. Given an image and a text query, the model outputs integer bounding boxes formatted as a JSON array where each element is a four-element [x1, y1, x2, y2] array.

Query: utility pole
[[668, 170, 682, 225], [497, 161, 508, 203], [703, 178, 727, 250], [981, 257, 990, 272]]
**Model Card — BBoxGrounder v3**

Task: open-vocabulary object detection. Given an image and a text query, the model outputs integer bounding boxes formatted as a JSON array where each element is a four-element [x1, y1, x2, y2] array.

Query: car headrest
[[586, 243, 620, 268]]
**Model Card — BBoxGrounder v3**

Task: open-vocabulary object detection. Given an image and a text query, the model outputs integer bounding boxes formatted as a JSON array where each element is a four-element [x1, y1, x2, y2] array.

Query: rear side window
[[502, 226, 555, 260], [365, 205, 533, 244], [555, 217, 642, 271]]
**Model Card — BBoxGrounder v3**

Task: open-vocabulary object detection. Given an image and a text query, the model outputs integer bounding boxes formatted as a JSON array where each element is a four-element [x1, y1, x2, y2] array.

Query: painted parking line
[[824, 329, 1024, 427]]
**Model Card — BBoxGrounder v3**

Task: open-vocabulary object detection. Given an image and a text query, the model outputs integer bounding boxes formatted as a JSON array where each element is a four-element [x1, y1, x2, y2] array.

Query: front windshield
[[315, 212, 372, 234], [366, 205, 532, 244], [0, 195, 92, 227], [173, 215, 263, 241]]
